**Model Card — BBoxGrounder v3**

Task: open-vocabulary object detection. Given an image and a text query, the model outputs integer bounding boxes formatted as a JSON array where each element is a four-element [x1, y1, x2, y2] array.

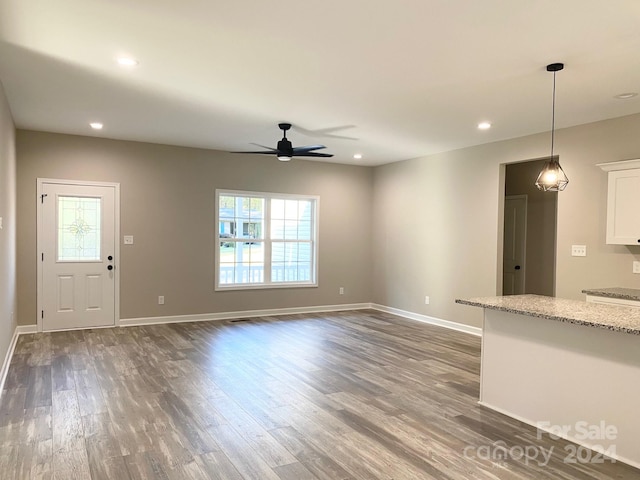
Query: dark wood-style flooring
[[0, 310, 638, 479]]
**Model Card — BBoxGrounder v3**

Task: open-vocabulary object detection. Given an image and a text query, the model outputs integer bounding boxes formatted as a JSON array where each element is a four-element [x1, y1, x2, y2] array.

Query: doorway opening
[[501, 159, 557, 296]]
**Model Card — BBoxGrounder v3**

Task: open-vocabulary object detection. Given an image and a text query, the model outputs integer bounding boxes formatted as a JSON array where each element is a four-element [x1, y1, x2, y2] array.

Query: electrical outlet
[[633, 261, 640, 274], [339, 287, 344, 295], [571, 245, 587, 257], [158, 296, 165, 305], [425, 296, 430, 305]]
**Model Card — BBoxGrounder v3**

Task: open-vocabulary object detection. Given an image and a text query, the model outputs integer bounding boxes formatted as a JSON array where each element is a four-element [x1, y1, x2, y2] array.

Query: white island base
[[480, 308, 640, 468]]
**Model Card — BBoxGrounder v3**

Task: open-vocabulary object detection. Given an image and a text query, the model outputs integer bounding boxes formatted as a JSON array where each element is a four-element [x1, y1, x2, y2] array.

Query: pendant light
[[535, 63, 569, 191]]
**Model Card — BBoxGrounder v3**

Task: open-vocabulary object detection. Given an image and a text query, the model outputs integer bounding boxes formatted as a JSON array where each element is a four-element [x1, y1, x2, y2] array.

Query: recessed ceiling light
[[353, 153, 363, 159], [90, 122, 103, 130], [615, 92, 637, 99], [478, 122, 492, 130], [117, 57, 139, 67]]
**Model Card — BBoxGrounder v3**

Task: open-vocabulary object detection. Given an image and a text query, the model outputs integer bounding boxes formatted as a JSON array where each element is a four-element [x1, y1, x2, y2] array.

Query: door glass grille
[[57, 196, 101, 261]]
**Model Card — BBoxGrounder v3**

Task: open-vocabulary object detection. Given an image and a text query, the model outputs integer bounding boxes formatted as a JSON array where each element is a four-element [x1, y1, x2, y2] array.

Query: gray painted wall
[[16, 131, 374, 325], [372, 113, 640, 328], [0, 82, 17, 366], [14, 113, 640, 330]]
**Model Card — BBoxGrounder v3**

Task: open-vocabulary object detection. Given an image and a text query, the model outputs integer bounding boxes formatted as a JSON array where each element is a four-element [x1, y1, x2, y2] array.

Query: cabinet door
[[606, 169, 640, 245]]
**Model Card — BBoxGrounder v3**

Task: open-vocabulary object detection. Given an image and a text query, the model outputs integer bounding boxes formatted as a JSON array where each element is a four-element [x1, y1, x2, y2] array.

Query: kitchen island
[[456, 294, 640, 468]]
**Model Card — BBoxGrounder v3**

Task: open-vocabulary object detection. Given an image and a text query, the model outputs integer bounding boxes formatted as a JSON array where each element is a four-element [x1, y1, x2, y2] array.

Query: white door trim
[[36, 178, 121, 332]]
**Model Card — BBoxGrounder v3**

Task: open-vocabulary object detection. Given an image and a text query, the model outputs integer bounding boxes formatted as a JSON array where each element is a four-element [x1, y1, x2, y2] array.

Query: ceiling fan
[[232, 123, 334, 161]]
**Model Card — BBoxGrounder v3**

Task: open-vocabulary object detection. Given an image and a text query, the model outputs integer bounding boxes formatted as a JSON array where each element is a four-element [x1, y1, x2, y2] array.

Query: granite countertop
[[581, 287, 640, 301], [455, 294, 640, 335]]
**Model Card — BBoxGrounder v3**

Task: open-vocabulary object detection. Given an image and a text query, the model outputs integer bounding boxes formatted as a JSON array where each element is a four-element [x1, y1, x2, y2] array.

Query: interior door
[[40, 182, 117, 331], [503, 195, 527, 295]]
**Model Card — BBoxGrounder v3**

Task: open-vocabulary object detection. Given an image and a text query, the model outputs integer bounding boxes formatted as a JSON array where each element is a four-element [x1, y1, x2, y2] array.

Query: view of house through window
[[216, 190, 318, 289]]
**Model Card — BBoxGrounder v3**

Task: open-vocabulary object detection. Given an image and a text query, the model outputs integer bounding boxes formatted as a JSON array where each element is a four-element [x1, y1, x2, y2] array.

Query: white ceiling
[[1, 0, 640, 166]]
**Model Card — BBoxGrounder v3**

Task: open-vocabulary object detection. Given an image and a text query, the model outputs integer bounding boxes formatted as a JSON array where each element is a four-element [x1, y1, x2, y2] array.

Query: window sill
[[215, 282, 318, 292]]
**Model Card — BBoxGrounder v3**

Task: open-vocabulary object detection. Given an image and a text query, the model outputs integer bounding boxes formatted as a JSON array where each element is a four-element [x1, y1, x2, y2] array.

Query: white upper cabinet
[[598, 160, 640, 245]]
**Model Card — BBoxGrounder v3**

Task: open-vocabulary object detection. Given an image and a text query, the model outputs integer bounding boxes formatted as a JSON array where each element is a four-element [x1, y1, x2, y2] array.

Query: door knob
[[108, 255, 113, 261], [515, 265, 521, 270], [107, 265, 114, 271]]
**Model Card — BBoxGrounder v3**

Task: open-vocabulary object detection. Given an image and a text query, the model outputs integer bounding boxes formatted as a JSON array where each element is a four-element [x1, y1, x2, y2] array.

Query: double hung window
[[216, 190, 318, 290]]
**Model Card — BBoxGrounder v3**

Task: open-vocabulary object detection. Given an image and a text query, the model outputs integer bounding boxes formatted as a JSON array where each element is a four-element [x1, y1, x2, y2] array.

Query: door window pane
[[58, 196, 101, 261]]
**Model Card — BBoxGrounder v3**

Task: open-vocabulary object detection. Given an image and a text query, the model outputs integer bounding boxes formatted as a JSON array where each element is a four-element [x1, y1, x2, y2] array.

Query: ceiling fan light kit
[[232, 123, 334, 161], [535, 62, 569, 192], [276, 123, 293, 161]]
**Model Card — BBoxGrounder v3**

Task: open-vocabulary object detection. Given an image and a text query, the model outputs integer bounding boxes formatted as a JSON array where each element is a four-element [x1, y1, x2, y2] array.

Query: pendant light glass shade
[[535, 62, 568, 192], [535, 157, 569, 191]]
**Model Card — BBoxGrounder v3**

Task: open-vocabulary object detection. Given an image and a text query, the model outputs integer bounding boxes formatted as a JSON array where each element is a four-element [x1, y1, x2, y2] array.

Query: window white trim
[[215, 189, 319, 291]]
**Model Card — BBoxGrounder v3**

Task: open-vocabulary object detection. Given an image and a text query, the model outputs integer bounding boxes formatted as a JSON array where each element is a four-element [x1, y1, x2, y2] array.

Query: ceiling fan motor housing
[[277, 138, 293, 155]]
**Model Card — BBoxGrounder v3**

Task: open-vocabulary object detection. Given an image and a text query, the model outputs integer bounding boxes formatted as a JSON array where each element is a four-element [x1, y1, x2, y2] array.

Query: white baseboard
[[0, 330, 18, 393], [0, 325, 37, 395], [120, 303, 372, 327], [10, 303, 479, 337], [16, 325, 38, 335], [121, 302, 481, 337], [370, 303, 482, 336]]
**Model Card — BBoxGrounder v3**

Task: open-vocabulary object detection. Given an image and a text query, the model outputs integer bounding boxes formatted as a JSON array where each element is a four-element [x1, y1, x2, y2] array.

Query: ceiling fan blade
[[250, 143, 277, 151], [292, 145, 326, 154], [292, 124, 359, 141], [294, 152, 334, 158], [231, 150, 278, 155]]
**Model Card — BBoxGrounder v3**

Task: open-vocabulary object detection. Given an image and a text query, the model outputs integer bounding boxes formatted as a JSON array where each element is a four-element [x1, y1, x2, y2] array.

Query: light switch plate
[[571, 245, 587, 257], [633, 261, 640, 274], [124, 235, 134, 245]]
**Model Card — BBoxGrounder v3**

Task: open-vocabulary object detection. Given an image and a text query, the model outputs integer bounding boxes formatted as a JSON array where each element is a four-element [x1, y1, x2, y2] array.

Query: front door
[[39, 181, 118, 331]]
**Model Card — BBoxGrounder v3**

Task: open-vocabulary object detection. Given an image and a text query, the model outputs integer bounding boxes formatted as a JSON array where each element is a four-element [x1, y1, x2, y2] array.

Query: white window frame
[[215, 189, 319, 291]]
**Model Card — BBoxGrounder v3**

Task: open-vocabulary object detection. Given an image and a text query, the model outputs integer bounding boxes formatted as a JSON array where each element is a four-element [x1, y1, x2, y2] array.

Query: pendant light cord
[[550, 70, 556, 161], [536, 62, 567, 191]]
